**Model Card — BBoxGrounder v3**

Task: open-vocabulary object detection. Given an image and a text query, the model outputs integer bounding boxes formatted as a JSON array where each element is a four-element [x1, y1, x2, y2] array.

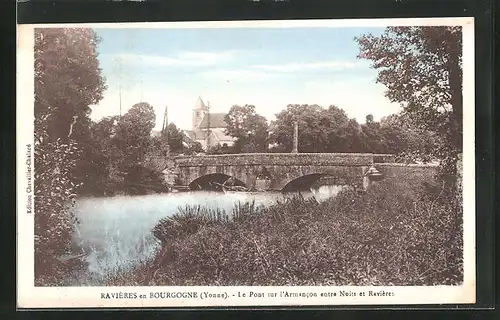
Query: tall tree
[[356, 26, 462, 169], [270, 104, 353, 153], [224, 104, 269, 153], [114, 102, 156, 165], [270, 104, 323, 152], [148, 123, 187, 159], [35, 28, 107, 142], [77, 116, 122, 196], [33, 28, 106, 283], [323, 105, 352, 152], [164, 123, 185, 154], [343, 118, 364, 153]]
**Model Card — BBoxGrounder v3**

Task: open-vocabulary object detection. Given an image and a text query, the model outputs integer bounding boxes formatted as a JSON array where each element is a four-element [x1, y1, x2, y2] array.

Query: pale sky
[[91, 25, 401, 131]]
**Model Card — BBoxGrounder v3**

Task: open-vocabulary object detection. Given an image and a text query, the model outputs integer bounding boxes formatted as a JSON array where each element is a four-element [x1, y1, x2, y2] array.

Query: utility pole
[[162, 105, 170, 158], [115, 56, 124, 116], [206, 101, 211, 149]]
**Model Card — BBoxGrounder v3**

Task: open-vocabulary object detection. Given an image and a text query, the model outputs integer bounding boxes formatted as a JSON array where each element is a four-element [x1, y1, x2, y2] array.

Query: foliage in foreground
[[108, 178, 463, 286], [34, 27, 105, 285], [34, 138, 90, 286]]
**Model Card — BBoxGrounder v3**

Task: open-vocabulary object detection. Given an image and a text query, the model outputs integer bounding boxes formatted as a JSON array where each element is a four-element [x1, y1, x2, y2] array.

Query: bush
[[122, 164, 168, 195], [34, 138, 87, 285]]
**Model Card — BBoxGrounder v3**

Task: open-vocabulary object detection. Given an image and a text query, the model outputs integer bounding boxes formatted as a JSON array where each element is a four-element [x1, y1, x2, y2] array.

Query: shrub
[[34, 138, 87, 285], [123, 164, 168, 195]]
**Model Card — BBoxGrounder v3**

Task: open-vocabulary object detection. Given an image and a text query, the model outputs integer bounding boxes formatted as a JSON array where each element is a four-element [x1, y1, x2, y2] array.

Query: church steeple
[[161, 105, 168, 135], [192, 96, 209, 130], [194, 96, 208, 111]]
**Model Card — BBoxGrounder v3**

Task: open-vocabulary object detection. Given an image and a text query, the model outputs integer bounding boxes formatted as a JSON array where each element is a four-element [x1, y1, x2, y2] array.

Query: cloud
[[177, 51, 236, 63], [252, 60, 365, 72], [195, 59, 369, 84], [111, 50, 237, 68], [198, 69, 277, 81]]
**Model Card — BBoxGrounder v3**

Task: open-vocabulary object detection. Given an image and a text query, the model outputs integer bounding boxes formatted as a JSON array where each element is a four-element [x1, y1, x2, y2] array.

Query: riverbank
[[106, 176, 463, 286]]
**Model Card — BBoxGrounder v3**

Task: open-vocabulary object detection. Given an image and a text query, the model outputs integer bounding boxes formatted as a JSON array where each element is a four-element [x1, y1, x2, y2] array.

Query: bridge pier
[[362, 165, 385, 190], [362, 166, 370, 190]]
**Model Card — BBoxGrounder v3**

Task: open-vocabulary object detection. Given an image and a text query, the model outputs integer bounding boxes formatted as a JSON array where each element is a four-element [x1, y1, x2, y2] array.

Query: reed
[[152, 204, 230, 244]]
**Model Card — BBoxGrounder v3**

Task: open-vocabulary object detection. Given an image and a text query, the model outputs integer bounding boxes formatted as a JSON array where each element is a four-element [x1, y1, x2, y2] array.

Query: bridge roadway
[[173, 153, 395, 191]]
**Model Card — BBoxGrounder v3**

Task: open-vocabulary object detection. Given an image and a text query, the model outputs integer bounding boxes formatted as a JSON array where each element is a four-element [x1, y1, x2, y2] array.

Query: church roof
[[183, 130, 210, 141], [194, 96, 208, 111], [198, 113, 227, 129], [211, 129, 233, 143]]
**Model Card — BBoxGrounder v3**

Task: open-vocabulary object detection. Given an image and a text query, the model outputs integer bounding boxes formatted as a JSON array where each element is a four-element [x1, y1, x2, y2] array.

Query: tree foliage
[[34, 139, 84, 284], [114, 102, 156, 165], [164, 123, 185, 154], [34, 28, 106, 284], [77, 116, 123, 196], [149, 123, 204, 158], [379, 113, 437, 163], [356, 26, 462, 174], [270, 104, 357, 153], [268, 103, 437, 158], [84, 104, 182, 196], [206, 143, 235, 155], [224, 105, 269, 153], [35, 28, 107, 142]]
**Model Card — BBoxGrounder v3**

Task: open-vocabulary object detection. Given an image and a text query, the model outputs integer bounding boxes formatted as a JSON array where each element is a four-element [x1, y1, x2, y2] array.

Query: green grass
[[107, 177, 463, 286]]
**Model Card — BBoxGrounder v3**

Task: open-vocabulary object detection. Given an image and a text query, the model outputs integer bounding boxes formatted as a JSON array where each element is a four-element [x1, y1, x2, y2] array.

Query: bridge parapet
[[174, 153, 376, 167], [373, 154, 396, 163]]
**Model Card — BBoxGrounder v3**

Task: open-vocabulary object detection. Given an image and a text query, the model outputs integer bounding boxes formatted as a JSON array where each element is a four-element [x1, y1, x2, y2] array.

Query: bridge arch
[[281, 173, 327, 192], [276, 166, 365, 191], [188, 173, 248, 191]]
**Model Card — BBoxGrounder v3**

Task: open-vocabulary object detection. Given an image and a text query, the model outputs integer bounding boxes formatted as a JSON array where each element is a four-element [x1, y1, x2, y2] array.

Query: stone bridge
[[174, 153, 395, 192]]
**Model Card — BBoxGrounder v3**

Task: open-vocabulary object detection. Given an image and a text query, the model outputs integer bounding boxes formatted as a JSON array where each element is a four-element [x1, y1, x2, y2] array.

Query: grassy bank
[[107, 177, 463, 286]]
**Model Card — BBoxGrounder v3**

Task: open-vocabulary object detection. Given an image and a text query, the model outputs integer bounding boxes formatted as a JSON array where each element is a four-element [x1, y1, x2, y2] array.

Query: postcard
[[17, 17, 475, 308]]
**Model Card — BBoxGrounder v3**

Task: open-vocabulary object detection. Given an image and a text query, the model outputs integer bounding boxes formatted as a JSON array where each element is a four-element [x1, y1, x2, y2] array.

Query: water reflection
[[72, 185, 344, 279]]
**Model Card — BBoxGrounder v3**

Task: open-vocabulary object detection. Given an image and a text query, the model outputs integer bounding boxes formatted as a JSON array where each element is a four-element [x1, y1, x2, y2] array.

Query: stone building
[[183, 97, 235, 151]]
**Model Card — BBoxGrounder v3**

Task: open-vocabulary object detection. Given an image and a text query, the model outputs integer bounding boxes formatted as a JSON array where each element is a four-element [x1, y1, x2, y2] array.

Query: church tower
[[192, 96, 209, 130]]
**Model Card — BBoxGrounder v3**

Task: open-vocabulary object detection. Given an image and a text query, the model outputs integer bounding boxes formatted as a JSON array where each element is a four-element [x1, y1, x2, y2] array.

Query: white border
[[17, 17, 476, 308]]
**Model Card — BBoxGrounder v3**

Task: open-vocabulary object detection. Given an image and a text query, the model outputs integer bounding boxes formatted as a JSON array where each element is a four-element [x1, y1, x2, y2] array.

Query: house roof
[[198, 113, 227, 129]]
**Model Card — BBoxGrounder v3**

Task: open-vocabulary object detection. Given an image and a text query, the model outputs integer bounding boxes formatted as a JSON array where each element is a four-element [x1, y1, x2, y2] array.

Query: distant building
[[183, 97, 235, 151]]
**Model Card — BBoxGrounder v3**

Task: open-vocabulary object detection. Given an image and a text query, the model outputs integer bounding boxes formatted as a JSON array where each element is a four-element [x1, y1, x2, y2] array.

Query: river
[[70, 185, 344, 284]]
